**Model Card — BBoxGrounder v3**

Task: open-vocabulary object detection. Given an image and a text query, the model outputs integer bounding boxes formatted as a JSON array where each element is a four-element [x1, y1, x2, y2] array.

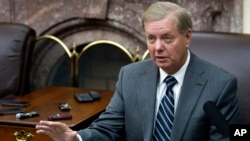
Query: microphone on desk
[[203, 101, 229, 137], [16, 111, 39, 119]]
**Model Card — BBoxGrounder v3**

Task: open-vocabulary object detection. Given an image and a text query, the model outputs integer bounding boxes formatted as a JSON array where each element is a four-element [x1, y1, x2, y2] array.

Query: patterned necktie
[[153, 75, 177, 141]]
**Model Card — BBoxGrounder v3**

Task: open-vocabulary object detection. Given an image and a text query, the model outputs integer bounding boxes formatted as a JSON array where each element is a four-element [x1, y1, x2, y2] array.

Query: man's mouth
[[156, 55, 168, 59], [155, 56, 168, 62]]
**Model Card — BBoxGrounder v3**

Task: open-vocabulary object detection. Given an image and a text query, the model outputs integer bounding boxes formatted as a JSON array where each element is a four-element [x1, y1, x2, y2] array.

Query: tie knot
[[164, 75, 177, 89]]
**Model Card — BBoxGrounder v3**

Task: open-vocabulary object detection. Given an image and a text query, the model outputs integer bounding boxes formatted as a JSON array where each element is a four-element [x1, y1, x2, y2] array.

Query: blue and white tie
[[153, 75, 177, 141]]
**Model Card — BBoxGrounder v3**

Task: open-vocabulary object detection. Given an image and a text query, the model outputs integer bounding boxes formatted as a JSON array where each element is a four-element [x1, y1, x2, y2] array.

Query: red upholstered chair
[[0, 22, 36, 100]]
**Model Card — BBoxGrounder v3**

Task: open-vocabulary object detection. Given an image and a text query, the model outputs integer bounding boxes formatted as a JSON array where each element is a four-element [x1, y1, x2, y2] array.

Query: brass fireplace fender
[[36, 34, 149, 87]]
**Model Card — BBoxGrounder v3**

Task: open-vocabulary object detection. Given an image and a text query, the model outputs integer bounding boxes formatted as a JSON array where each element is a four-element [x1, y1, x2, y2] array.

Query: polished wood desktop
[[0, 86, 114, 141]]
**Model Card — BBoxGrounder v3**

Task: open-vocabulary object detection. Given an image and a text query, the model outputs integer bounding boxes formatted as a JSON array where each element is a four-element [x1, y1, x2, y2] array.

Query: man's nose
[[155, 40, 163, 50]]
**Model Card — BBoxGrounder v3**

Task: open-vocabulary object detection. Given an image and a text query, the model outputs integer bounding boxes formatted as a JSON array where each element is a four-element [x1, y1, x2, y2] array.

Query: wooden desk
[[0, 86, 113, 141]]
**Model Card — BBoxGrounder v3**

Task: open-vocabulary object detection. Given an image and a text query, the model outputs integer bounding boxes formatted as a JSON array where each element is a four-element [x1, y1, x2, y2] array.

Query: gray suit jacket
[[78, 52, 239, 141]]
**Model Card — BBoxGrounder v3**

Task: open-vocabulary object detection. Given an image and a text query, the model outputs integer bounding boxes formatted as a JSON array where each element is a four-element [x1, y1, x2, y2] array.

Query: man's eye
[[147, 36, 155, 43], [163, 36, 172, 43]]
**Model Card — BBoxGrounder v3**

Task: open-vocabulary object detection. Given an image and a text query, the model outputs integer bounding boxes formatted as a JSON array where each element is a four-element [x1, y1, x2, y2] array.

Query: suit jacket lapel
[[136, 60, 159, 141], [171, 53, 207, 141]]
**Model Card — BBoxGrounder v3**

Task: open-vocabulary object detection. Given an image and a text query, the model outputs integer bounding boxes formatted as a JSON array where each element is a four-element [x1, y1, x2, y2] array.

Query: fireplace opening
[[47, 41, 135, 90], [30, 18, 148, 91]]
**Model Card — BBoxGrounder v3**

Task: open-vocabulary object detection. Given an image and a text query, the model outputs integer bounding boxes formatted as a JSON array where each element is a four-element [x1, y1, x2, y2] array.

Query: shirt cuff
[[77, 134, 83, 141]]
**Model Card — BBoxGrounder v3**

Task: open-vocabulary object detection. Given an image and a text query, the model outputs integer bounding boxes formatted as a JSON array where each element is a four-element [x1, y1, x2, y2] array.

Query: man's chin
[[155, 62, 168, 69]]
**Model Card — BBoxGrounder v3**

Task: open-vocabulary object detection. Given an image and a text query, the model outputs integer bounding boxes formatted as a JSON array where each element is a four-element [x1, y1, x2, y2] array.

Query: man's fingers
[[36, 120, 77, 141], [36, 120, 68, 134], [36, 124, 53, 132], [39, 120, 67, 127]]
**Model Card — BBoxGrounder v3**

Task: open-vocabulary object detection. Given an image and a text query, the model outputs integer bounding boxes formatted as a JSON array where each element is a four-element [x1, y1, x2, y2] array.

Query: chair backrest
[[190, 31, 250, 124], [0, 22, 36, 99]]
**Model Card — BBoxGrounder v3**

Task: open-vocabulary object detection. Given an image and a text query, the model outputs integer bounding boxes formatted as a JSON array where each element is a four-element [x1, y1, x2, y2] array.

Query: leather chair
[[190, 31, 250, 124], [0, 22, 36, 100]]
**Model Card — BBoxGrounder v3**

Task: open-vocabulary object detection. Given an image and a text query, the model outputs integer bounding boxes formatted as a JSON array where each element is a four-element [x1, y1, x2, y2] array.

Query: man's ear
[[185, 29, 192, 48]]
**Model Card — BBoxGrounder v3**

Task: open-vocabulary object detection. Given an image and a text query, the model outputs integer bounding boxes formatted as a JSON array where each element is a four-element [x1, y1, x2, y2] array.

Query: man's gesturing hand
[[36, 120, 79, 141]]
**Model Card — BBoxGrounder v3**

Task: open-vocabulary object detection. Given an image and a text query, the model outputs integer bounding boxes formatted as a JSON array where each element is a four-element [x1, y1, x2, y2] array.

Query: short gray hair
[[142, 2, 192, 34]]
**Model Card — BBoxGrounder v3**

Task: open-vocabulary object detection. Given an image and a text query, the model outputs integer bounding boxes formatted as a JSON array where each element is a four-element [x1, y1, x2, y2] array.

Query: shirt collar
[[159, 50, 190, 85]]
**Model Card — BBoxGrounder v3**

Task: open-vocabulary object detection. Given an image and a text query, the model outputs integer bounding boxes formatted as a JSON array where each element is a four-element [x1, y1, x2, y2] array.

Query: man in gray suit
[[36, 2, 239, 141]]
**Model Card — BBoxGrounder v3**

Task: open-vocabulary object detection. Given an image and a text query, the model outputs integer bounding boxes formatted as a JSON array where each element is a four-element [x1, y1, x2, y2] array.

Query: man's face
[[144, 15, 192, 74]]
